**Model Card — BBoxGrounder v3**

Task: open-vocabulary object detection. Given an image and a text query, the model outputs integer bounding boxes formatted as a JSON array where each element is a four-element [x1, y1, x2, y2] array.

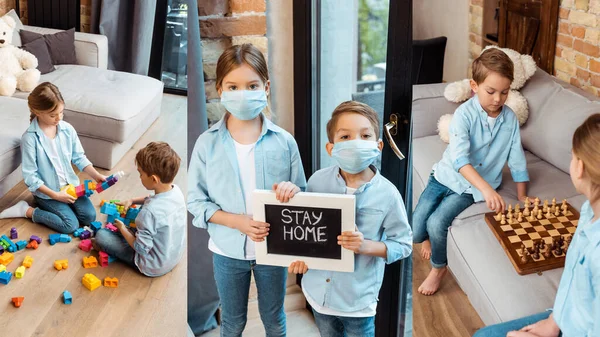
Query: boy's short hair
[[326, 101, 380, 143], [472, 48, 514, 84], [135, 142, 181, 183]]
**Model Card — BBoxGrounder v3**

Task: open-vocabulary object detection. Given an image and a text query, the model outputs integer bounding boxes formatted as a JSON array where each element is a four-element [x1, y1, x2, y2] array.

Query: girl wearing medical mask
[[188, 43, 306, 337]]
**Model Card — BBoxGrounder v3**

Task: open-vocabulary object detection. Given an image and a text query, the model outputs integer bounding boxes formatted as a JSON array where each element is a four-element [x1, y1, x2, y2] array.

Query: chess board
[[484, 201, 580, 275]]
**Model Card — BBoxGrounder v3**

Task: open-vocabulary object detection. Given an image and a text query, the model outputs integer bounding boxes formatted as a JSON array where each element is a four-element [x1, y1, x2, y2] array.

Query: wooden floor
[[412, 244, 484, 337], [0, 94, 188, 337]]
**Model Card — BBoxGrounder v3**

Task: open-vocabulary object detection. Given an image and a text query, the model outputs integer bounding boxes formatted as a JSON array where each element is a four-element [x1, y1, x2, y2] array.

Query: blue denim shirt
[[21, 118, 92, 199], [301, 165, 413, 313], [553, 200, 600, 337], [433, 96, 529, 202], [187, 114, 307, 260], [134, 185, 186, 277]]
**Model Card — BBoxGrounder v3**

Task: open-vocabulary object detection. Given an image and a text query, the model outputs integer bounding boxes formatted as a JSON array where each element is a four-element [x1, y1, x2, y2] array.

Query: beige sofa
[[0, 19, 163, 199]]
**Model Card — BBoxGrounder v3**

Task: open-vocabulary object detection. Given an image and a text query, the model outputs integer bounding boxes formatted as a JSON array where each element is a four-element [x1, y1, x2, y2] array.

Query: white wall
[[413, 0, 470, 82]]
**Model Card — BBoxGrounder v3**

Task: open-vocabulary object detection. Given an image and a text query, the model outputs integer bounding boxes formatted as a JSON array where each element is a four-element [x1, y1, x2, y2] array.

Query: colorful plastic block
[[103, 276, 119, 288], [0, 252, 14, 265], [90, 221, 102, 232], [83, 256, 98, 268], [10, 227, 17, 239], [12, 296, 24, 307], [105, 223, 118, 232], [0, 246, 4, 255], [80, 230, 91, 240], [30, 235, 42, 244], [0, 265, 5, 273], [15, 266, 25, 278], [82, 273, 101, 291], [125, 206, 141, 220], [73, 228, 84, 237], [23, 256, 33, 268], [83, 226, 95, 237], [63, 180, 97, 198], [54, 259, 69, 271], [15, 240, 27, 251], [99, 251, 109, 267], [63, 290, 72, 304], [49, 233, 61, 245], [26, 240, 39, 249], [59, 234, 71, 243], [1, 235, 17, 252], [0, 271, 12, 284], [95, 172, 124, 194], [107, 255, 117, 263], [79, 239, 93, 252]]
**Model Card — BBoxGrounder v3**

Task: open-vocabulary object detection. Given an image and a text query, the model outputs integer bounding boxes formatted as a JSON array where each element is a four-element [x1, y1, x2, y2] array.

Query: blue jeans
[[33, 196, 96, 234], [413, 174, 474, 268], [212, 253, 287, 337], [473, 311, 560, 337], [312, 310, 375, 337], [94, 228, 139, 271]]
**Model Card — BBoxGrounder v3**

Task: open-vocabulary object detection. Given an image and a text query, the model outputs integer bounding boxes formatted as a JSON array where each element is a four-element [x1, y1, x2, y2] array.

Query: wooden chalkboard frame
[[253, 190, 356, 272]]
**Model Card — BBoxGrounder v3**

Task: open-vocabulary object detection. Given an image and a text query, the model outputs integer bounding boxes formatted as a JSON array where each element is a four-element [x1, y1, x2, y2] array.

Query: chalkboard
[[265, 204, 342, 259], [253, 190, 355, 272]]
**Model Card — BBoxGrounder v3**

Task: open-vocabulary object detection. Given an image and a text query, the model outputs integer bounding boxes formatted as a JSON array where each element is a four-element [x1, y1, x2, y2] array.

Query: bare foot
[[418, 267, 447, 296], [420, 240, 432, 260]]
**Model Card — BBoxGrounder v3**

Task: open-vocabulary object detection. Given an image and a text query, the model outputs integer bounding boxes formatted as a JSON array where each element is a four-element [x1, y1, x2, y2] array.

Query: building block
[[107, 255, 117, 263], [54, 259, 69, 271], [80, 230, 91, 240], [1, 235, 17, 252], [82, 273, 101, 291], [0, 265, 5, 273], [10, 227, 17, 239], [79, 239, 92, 252], [95, 171, 124, 194], [99, 251, 109, 267], [15, 240, 27, 251], [0, 252, 14, 265], [59, 234, 71, 243], [106, 223, 118, 232], [83, 226, 95, 237], [15, 266, 25, 278], [49, 233, 61, 245], [0, 271, 12, 284], [63, 179, 97, 198], [12, 296, 24, 307], [90, 221, 102, 232], [63, 290, 72, 304], [26, 240, 39, 249], [103, 277, 119, 288], [73, 228, 84, 237], [83, 256, 98, 268], [23, 256, 33, 268], [30, 235, 42, 244], [0, 246, 4, 255]]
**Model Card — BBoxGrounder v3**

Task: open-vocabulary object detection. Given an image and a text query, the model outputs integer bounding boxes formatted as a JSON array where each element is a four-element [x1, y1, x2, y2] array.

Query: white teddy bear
[[437, 45, 537, 143], [0, 15, 40, 96]]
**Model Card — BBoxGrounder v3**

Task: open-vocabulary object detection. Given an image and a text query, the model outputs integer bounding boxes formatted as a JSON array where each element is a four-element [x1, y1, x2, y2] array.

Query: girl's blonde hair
[[215, 43, 272, 119], [28, 82, 65, 122], [572, 113, 600, 199]]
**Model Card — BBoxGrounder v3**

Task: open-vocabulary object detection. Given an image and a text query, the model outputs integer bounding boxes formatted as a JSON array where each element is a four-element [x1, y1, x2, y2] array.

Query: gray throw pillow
[[20, 37, 55, 74], [20, 28, 77, 65]]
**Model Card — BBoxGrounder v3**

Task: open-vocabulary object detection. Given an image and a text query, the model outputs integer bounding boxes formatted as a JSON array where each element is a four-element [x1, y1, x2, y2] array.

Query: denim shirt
[[301, 165, 413, 313], [187, 114, 307, 260], [433, 96, 529, 202], [553, 200, 600, 337], [134, 185, 186, 277], [21, 118, 92, 199]]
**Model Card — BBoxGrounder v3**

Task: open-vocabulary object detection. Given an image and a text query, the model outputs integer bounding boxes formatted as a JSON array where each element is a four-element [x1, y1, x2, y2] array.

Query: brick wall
[[555, 0, 600, 96], [468, 0, 484, 71], [0, 0, 15, 17], [200, 0, 268, 122]]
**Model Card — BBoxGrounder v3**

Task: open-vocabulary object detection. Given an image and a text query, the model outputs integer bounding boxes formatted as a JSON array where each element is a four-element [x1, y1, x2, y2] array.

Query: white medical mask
[[331, 140, 380, 174], [220, 90, 268, 120]]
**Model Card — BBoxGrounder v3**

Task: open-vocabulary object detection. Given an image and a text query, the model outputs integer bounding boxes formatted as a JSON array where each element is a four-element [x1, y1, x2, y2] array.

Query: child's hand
[[95, 174, 107, 183], [507, 332, 539, 337], [117, 199, 133, 211], [288, 260, 309, 274], [237, 216, 270, 242], [513, 316, 560, 337], [54, 190, 77, 204], [482, 188, 506, 213], [272, 181, 300, 203], [114, 219, 127, 231], [338, 230, 365, 254]]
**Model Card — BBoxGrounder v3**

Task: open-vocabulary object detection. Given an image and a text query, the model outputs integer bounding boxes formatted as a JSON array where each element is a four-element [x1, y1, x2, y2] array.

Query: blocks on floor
[[83, 256, 98, 268], [54, 259, 69, 271], [104, 277, 118, 288], [82, 273, 101, 291]]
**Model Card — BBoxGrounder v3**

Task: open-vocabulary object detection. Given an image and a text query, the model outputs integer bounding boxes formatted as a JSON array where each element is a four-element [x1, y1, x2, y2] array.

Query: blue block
[[59, 234, 71, 243], [0, 271, 12, 285], [107, 255, 117, 263], [49, 233, 61, 245], [63, 290, 72, 304], [100, 203, 119, 216], [73, 228, 84, 237], [90, 221, 102, 232], [15, 240, 27, 251], [125, 207, 141, 220], [0, 235, 16, 252]]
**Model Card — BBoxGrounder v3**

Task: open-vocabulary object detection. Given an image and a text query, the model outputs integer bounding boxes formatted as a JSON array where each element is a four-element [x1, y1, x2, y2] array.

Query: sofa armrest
[[21, 26, 108, 70], [412, 83, 461, 138]]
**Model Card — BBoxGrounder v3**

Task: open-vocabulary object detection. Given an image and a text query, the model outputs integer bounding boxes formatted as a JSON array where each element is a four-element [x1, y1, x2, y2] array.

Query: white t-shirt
[[208, 140, 257, 260], [46, 136, 68, 187], [487, 115, 498, 132], [302, 185, 378, 317]]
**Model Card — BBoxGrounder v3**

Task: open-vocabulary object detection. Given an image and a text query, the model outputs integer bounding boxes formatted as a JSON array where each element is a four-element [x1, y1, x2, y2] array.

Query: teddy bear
[[437, 45, 537, 143], [0, 15, 40, 96]]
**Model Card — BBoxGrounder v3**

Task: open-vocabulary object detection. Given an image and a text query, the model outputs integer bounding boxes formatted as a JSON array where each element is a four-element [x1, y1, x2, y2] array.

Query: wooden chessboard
[[484, 200, 580, 275]]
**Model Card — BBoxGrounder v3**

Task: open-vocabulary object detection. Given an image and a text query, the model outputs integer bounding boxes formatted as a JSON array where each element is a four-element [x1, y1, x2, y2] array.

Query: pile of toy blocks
[[62, 171, 124, 199], [100, 200, 141, 228]]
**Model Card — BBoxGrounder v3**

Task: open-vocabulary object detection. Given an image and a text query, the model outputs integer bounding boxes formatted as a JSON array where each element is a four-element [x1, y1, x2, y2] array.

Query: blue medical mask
[[220, 90, 268, 121], [330, 140, 380, 174]]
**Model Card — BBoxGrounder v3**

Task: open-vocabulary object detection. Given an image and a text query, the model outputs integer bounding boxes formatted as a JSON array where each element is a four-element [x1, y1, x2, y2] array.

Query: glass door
[[293, 0, 413, 336]]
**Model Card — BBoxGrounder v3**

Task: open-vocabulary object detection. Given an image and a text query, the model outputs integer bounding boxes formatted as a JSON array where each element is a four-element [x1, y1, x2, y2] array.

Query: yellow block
[[0, 264, 5, 273], [0, 252, 14, 265], [23, 256, 33, 268], [103, 277, 119, 288], [54, 259, 69, 270], [83, 256, 98, 268], [15, 266, 25, 279], [62, 184, 77, 198], [82, 273, 101, 291]]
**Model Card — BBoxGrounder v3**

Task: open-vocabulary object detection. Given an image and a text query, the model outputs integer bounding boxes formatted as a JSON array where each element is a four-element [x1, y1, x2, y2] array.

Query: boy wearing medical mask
[[288, 101, 413, 337]]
